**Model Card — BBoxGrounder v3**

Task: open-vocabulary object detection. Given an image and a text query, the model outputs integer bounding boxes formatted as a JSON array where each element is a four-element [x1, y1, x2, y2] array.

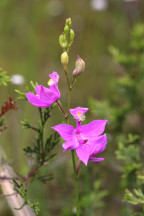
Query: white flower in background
[[90, 0, 108, 11], [11, 74, 25, 85], [72, 206, 77, 214], [48, 0, 63, 17]]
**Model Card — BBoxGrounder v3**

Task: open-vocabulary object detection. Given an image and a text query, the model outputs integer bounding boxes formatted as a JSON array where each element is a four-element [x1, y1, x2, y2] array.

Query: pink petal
[[52, 124, 75, 142], [37, 85, 59, 104], [48, 72, 60, 97], [88, 134, 107, 157], [76, 144, 90, 166], [70, 107, 89, 119], [80, 120, 107, 139], [26, 93, 48, 108], [89, 157, 105, 162], [62, 140, 79, 150], [35, 85, 42, 95], [49, 71, 59, 85]]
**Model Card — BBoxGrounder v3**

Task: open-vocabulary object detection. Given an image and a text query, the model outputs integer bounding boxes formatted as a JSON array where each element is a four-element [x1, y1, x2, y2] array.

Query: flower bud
[[66, 17, 72, 28], [64, 25, 69, 34], [61, 51, 69, 66], [70, 29, 75, 42], [72, 56, 85, 77], [59, 34, 68, 48]]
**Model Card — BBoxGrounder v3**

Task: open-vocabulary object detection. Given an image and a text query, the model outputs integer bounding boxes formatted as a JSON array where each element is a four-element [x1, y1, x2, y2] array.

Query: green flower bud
[[72, 56, 85, 77], [64, 25, 69, 34], [70, 29, 75, 42], [61, 51, 69, 66], [66, 17, 72, 28], [59, 34, 68, 48]]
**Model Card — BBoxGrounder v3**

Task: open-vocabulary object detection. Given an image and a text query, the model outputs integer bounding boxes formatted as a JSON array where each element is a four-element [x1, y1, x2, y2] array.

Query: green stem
[[39, 108, 44, 156], [64, 65, 71, 90], [63, 65, 72, 116], [68, 88, 72, 113], [71, 150, 80, 216], [63, 60, 80, 214], [71, 77, 76, 89]]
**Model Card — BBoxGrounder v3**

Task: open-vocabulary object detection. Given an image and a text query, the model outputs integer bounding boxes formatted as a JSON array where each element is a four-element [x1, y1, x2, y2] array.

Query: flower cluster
[[52, 107, 107, 166], [26, 63, 107, 167], [26, 76, 107, 166]]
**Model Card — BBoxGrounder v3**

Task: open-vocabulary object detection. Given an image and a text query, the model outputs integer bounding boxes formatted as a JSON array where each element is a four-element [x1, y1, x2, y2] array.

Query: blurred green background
[[1, 0, 144, 215]]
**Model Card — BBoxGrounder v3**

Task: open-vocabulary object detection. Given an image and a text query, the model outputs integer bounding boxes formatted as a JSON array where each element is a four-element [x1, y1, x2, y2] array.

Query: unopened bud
[[61, 51, 69, 66], [72, 56, 85, 77], [59, 34, 68, 48], [66, 17, 72, 28], [70, 29, 75, 42], [64, 25, 69, 34]]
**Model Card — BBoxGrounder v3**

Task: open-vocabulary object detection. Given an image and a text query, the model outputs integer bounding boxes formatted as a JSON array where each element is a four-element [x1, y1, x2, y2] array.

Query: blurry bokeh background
[[0, 0, 144, 215]]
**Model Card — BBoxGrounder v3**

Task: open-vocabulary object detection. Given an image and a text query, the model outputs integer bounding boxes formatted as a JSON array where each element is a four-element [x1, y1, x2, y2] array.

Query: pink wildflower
[[26, 72, 60, 108], [52, 107, 107, 166]]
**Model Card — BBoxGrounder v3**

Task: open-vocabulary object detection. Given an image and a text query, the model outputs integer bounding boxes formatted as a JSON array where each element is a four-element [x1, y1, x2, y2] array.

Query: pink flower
[[26, 72, 60, 108], [52, 107, 107, 166]]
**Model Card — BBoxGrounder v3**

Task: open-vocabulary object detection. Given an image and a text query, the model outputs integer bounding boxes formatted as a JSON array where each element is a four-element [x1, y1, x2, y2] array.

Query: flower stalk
[[71, 150, 80, 216], [76, 160, 81, 177], [56, 100, 68, 119], [62, 63, 80, 215]]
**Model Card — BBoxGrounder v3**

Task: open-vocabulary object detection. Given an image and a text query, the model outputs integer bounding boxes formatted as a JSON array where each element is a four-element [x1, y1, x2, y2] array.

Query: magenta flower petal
[[52, 124, 75, 142], [49, 71, 59, 86], [70, 107, 89, 121], [80, 120, 107, 139], [88, 134, 107, 156], [89, 157, 105, 162], [35, 85, 57, 105], [62, 140, 79, 150], [26, 72, 60, 108], [26, 93, 48, 108], [35, 85, 42, 95], [76, 145, 90, 166]]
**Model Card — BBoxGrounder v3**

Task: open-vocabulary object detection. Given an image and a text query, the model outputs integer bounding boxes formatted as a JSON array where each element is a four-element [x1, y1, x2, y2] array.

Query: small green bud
[[66, 18, 72, 28], [64, 25, 69, 34], [70, 29, 75, 42], [72, 56, 85, 77], [61, 51, 69, 66], [59, 34, 68, 48]]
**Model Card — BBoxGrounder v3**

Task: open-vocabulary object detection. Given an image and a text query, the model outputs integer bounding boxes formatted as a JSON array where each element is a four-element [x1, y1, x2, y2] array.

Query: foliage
[[80, 180, 108, 212], [15, 81, 38, 100], [13, 179, 39, 215], [89, 23, 144, 215], [0, 68, 11, 86], [123, 188, 144, 205]]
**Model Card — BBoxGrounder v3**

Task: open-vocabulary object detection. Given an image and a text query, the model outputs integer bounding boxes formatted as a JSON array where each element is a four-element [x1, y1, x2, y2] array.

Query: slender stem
[[63, 65, 71, 116], [0, 176, 19, 180], [39, 108, 44, 157], [56, 100, 68, 119], [67, 77, 76, 113], [76, 160, 81, 177], [64, 65, 71, 90], [63, 59, 80, 214], [71, 150, 80, 216], [68, 88, 72, 113], [71, 77, 76, 89]]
